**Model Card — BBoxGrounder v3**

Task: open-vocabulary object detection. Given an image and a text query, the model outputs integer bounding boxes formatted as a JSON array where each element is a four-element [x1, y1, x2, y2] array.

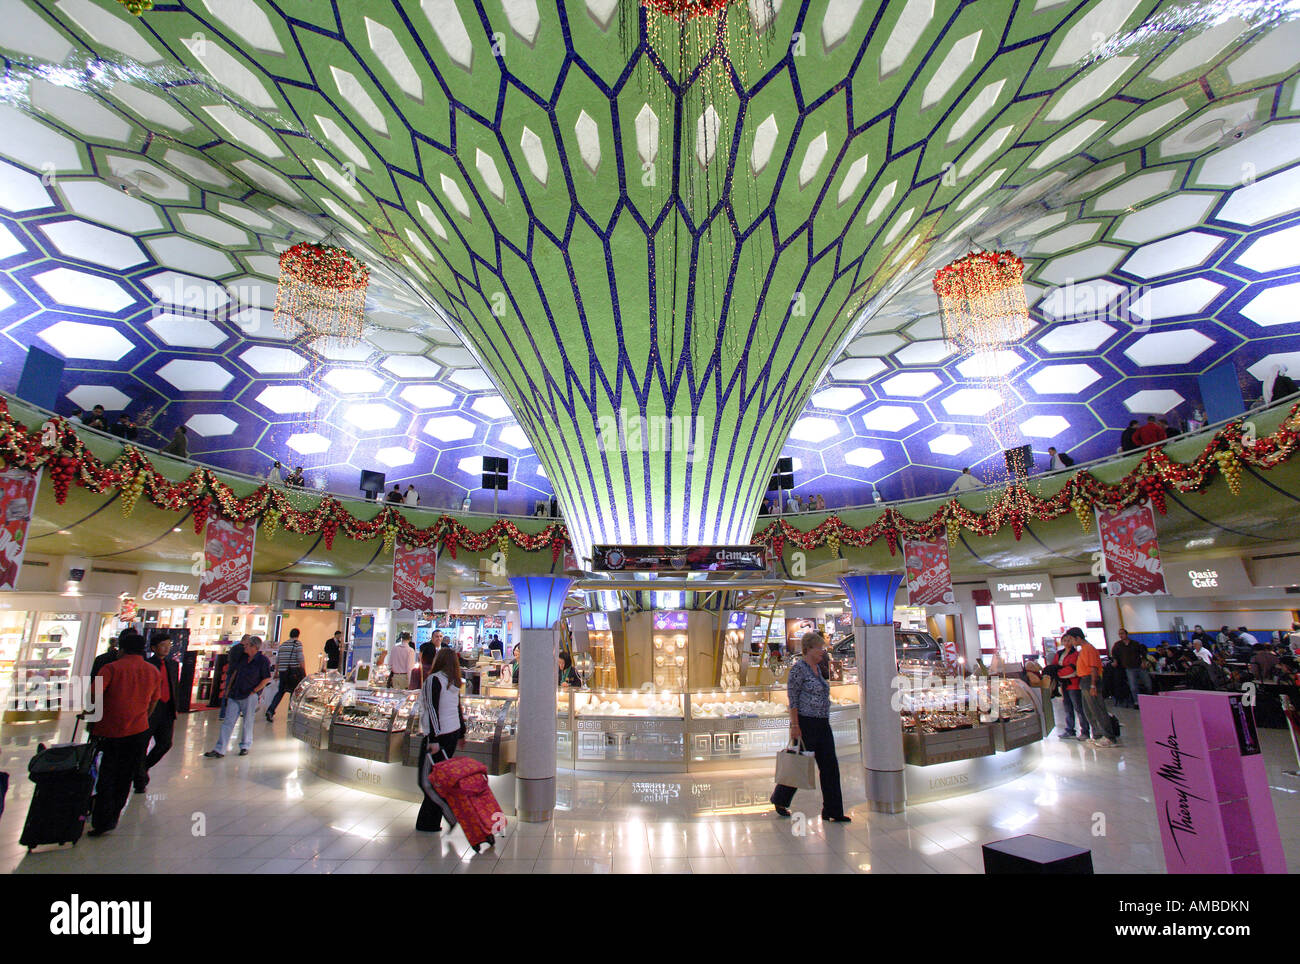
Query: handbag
[[774, 739, 817, 789]]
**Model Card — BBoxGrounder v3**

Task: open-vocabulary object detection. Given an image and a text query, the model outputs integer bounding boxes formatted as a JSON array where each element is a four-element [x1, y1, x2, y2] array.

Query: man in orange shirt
[[1067, 627, 1118, 747], [87, 630, 162, 836]]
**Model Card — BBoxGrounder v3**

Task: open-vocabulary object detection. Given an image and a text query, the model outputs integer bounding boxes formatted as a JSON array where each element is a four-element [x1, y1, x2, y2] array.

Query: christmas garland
[[0, 399, 568, 563], [754, 402, 1300, 559], [4, 397, 1298, 564]]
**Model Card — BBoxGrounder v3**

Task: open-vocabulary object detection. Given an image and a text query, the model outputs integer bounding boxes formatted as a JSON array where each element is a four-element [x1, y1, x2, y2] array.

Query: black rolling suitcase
[[19, 719, 98, 851]]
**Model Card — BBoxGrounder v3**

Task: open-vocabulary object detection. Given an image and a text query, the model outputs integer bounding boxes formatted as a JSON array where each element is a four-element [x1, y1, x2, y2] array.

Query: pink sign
[[391, 543, 438, 611], [0, 468, 39, 591], [1140, 691, 1286, 873], [1096, 502, 1166, 596], [198, 518, 257, 604], [904, 537, 954, 607]]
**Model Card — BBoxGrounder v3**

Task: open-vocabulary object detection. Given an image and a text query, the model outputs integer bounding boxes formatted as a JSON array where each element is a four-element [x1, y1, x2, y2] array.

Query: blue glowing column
[[839, 573, 906, 814], [508, 576, 574, 822]]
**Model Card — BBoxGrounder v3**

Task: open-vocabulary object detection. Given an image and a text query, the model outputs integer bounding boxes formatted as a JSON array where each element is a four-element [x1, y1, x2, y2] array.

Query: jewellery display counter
[[288, 674, 518, 774], [899, 675, 1044, 767], [289, 673, 344, 749]]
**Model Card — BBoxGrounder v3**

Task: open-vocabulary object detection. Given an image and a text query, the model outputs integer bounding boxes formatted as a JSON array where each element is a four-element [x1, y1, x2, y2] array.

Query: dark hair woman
[[415, 647, 465, 832], [409, 642, 437, 690], [557, 650, 582, 688]]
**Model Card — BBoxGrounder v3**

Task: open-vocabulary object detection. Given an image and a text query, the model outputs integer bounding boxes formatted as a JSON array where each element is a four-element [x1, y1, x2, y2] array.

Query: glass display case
[[289, 673, 344, 749], [328, 686, 411, 761], [587, 629, 617, 689], [684, 684, 860, 765], [571, 689, 685, 768], [898, 672, 1042, 765], [460, 695, 518, 774]]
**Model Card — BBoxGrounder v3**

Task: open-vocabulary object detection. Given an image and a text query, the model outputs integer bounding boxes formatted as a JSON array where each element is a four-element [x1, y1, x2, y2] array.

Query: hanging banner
[[1096, 502, 1167, 596], [904, 537, 954, 607], [198, 518, 257, 604], [0, 467, 40, 591], [391, 543, 439, 611]]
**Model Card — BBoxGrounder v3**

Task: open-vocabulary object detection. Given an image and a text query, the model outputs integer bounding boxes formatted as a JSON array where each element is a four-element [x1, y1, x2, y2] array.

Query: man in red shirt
[[88, 630, 161, 836], [1130, 416, 1167, 448]]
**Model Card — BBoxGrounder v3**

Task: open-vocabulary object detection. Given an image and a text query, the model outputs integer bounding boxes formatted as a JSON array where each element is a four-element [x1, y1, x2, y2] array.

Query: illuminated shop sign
[[592, 545, 767, 572], [985, 574, 1055, 605], [1164, 556, 1252, 597], [137, 571, 199, 602]]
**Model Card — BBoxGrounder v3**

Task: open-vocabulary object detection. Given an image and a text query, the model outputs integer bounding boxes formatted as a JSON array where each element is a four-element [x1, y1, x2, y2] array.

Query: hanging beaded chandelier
[[273, 242, 370, 347], [932, 250, 1031, 353]]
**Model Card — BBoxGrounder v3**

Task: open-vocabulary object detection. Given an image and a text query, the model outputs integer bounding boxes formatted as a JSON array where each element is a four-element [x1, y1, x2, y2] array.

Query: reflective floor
[[3, 706, 1299, 874]]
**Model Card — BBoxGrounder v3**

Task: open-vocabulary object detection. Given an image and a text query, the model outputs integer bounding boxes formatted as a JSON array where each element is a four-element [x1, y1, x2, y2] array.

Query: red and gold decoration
[[753, 401, 1300, 561], [116, 0, 152, 14], [933, 250, 1031, 352], [273, 242, 370, 346], [5, 398, 1300, 568]]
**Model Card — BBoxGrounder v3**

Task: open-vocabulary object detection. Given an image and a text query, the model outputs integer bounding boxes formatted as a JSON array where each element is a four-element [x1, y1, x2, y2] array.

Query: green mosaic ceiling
[[1, 1, 1299, 558]]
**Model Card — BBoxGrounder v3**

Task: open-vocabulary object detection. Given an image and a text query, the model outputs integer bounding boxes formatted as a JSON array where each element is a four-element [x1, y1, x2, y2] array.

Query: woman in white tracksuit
[[415, 648, 464, 832]]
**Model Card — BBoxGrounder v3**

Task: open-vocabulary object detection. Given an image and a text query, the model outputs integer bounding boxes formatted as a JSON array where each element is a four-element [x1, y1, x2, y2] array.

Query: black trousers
[[92, 731, 150, 832], [771, 715, 845, 819], [265, 671, 300, 717], [134, 706, 175, 789], [416, 732, 459, 831]]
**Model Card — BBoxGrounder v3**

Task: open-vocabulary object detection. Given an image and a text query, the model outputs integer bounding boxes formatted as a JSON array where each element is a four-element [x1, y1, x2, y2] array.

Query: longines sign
[[136, 571, 199, 603]]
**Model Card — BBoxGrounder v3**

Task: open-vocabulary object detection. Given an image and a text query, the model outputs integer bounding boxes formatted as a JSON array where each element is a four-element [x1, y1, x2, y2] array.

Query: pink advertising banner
[[1140, 691, 1286, 873], [904, 537, 954, 607], [198, 518, 257, 604], [1096, 501, 1167, 596], [391, 543, 439, 611], [0, 467, 40, 591]]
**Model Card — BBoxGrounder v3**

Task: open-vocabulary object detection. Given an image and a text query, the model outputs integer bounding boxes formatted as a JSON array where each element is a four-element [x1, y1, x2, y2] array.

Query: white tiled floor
[[3, 705, 1299, 873]]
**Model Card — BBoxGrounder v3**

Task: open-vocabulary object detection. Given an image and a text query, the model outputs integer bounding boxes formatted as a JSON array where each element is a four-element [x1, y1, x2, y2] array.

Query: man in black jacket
[[135, 631, 180, 792]]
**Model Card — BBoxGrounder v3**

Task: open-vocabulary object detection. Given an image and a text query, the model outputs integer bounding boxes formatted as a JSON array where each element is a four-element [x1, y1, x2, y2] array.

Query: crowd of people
[[1032, 622, 1300, 748]]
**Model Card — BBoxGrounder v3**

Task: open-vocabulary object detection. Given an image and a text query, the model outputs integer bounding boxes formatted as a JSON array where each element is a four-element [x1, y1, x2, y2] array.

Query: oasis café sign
[[136, 571, 199, 603], [592, 545, 767, 573], [1164, 556, 1253, 597]]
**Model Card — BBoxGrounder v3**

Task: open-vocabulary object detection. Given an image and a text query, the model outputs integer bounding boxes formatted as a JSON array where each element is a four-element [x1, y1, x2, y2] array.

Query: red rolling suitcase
[[429, 755, 504, 852]]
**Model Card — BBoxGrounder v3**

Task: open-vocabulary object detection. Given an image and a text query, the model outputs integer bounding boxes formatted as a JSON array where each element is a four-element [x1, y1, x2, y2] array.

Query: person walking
[[265, 628, 304, 721], [87, 631, 161, 837], [1070, 628, 1117, 747], [204, 636, 271, 758], [134, 631, 180, 793], [770, 632, 849, 822], [416, 648, 465, 832], [324, 630, 343, 671], [389, 632, 416, 690], [1110, 629, 1146, 709]]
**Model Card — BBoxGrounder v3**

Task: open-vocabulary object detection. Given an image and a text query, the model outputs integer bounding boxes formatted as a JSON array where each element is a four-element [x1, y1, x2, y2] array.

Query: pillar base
[[516, 775, 555, 823], [866, 768, 905, 814]]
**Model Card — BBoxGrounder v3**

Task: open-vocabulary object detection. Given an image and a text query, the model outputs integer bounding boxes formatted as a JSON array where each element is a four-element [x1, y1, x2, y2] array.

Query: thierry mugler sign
[[1163, 555, 1252, 597], [985, 573, 1055, 605]]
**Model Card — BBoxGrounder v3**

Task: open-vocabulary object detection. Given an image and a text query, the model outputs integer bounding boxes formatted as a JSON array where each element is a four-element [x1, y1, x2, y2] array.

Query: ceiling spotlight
[[57, 529, 71, 536], [172, 527, 182, 533]]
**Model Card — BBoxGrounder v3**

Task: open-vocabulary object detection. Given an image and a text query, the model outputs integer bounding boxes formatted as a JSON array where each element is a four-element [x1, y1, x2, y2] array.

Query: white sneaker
[[1084, 737, 1096, 745], [1094, 737, 1115, 748]]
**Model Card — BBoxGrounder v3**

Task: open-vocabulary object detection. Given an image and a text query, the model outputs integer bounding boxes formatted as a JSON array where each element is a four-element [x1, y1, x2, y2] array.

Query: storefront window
[[0, 610, 34, 709]]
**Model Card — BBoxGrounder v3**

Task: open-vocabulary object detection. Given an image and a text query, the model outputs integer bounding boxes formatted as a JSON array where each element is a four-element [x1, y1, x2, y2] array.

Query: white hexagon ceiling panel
[[0, 0, 1296, 522]]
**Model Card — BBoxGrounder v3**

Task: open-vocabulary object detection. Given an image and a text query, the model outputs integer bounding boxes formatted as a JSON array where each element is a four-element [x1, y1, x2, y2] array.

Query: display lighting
[[837, 573, 904, 627], [273, 242, 370, 347], [932, 250, 1031, 353], [508, 576, 575, 630]]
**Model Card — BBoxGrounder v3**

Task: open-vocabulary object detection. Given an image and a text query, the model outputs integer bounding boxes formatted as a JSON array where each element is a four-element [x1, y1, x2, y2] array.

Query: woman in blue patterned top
[[771, 632, 849, 822]]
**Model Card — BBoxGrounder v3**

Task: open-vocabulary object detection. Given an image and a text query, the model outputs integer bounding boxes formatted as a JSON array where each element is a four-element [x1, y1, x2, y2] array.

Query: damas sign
[[136, 571, 199, 603], [1164, 556, 1252, 597], [985, 574, 1054, 605]]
